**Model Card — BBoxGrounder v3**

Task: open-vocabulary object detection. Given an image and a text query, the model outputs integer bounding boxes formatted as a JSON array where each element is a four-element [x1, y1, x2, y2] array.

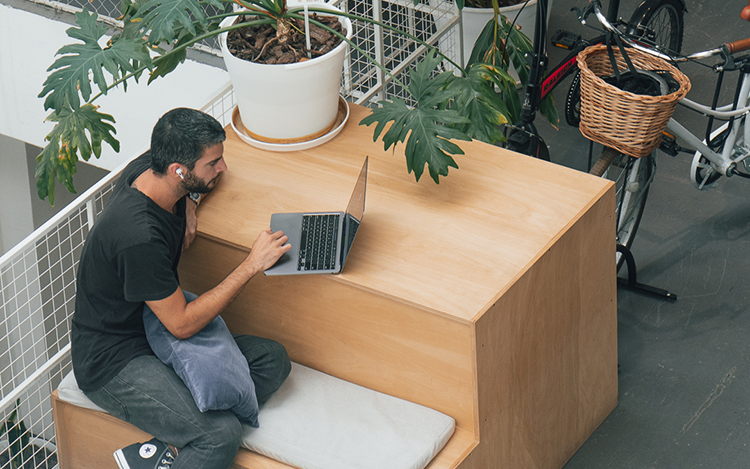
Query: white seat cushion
[[58, 363, 454, 469]]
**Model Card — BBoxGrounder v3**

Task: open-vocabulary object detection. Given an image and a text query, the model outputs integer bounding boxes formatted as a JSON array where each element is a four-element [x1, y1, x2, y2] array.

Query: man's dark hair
[[150, 108, 226, 174]]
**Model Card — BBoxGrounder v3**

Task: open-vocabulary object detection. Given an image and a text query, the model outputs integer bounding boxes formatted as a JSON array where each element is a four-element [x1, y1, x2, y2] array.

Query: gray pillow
[[143, 290, 259, 427]]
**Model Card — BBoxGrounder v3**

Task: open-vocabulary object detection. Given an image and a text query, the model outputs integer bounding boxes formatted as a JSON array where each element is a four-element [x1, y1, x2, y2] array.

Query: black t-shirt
[[72, 152, 187, 392]]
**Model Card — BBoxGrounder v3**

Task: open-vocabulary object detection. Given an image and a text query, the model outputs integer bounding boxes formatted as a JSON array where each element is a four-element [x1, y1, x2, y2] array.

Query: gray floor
[[531, 1, 750, 468]]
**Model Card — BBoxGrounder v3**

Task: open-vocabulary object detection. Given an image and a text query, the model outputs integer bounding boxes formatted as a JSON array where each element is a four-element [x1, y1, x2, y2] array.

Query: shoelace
[[157, 449, 176, 469]]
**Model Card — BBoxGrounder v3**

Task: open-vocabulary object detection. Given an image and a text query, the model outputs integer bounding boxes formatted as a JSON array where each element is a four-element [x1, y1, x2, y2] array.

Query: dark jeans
[[85, 326, 291, 469]]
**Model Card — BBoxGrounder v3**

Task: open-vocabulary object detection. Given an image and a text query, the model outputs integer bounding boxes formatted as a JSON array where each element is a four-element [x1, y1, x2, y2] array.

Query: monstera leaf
[[361, 52, 472, 183], [36, 105, 119, 206], [448, 63, 515, 143], [39, 9, 151, 113], [468, 11, 559, 129], [135, 0, 224, 45]]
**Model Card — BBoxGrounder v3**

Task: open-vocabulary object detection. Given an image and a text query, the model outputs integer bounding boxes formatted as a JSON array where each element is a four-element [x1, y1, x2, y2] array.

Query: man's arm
[[147, 229, 291, 339], [183, 198, 198, 250]]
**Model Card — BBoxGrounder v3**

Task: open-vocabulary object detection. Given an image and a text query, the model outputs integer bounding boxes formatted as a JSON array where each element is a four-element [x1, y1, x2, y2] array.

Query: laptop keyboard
[[298, 214, 340, 271]]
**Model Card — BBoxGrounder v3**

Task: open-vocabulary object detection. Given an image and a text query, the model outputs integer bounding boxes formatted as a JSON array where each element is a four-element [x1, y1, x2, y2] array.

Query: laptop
[[264, 156, 368, 276]]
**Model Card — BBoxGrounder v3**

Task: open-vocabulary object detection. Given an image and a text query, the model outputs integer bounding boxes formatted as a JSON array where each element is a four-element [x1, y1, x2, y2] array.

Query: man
[[72, 108, 292, 469]]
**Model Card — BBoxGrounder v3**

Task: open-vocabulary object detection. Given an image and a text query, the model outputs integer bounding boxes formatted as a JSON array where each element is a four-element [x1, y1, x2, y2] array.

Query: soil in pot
[[226, 15, 346, 65]]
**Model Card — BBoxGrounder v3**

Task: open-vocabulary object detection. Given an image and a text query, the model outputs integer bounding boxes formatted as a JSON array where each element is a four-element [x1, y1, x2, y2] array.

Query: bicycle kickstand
[[616, 244, 677, 301]]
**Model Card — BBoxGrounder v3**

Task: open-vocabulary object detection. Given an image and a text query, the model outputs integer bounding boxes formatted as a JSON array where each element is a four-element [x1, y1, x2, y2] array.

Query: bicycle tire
[[629, 0, 685, 54], [565, 71, 582, 127], [590, 147, 655, 271]]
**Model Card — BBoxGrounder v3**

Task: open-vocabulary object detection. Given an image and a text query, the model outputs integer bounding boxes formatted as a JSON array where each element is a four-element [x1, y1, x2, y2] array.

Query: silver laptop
[[264, 156, 368, 276]]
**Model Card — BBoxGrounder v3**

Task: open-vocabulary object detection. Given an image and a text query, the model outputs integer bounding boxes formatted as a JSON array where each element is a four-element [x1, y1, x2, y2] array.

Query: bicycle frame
[[666, 68, 750, 180], [537, 0, 632, 102]]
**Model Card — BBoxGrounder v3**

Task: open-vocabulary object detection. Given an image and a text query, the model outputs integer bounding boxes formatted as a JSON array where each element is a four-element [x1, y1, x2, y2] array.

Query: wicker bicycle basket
[[577, 44, 691, 157]]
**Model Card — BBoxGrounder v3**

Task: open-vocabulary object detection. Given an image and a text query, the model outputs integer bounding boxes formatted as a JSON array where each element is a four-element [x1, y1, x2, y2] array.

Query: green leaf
[[36, 140, 59, 206], [448, 64, 516, 143], [464, 12, 540, 127], [39, 9, 152, 113], [504, 15, 533, 87], [36, 104, 120, 205], [135, 0, 222, 44], [466, 17, 503, 69], [360, 52, 471, 183]]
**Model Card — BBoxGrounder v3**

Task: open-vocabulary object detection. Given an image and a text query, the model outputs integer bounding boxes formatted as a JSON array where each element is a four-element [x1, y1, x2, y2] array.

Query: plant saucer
[[231, 97, 350, 152]]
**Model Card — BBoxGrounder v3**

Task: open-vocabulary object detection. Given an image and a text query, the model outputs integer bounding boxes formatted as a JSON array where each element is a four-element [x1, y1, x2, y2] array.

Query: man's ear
[[169, 163, 185, 180]]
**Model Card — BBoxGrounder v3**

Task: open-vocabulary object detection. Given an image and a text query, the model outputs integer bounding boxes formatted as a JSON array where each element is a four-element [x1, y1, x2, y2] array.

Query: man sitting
[[71, 108, 292, 469]]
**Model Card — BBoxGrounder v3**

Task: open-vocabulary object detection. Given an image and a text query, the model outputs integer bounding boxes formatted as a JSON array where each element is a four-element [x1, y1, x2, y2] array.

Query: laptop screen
[[341, 157, 368, 267]]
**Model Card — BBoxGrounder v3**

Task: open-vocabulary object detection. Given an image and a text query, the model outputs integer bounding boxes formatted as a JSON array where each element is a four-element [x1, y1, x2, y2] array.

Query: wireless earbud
[[176, 168, 185, 180]]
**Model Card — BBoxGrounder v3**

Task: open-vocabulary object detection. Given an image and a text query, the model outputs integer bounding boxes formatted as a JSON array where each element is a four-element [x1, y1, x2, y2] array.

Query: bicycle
[[584, 2, 750, 290], [500, 0, 685, 260], [506, 0, 750, 298], [500, 0, 685, 156]]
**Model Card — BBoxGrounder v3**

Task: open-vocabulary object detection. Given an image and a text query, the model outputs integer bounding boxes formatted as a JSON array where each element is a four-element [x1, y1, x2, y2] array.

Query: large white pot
[[462, 0, 553, 77], [219, 5, 352, 143]]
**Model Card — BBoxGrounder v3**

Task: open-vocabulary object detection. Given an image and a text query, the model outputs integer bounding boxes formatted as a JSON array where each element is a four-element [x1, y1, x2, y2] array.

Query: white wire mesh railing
[[0, 175, 118, 469]]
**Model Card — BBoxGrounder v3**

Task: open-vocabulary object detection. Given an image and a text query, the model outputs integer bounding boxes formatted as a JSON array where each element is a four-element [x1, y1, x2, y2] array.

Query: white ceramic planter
[[461, 0, 553, 78], [219, 5, 352, 143]]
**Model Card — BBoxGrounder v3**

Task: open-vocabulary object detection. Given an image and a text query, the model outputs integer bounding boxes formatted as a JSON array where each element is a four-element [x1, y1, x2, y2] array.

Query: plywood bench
[[52, 363, 469, 469], [52, 103, 618, 469]]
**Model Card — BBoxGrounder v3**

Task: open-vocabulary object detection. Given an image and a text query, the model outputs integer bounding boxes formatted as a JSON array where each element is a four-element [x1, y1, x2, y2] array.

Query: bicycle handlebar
[[726, 38, 750, 55], [587, 1, 674, 60], [584, 0, 741, 64]]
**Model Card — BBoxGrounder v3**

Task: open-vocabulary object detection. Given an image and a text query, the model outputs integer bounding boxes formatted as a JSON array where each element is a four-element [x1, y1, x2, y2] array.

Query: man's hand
[[183, 199, 198, 250], [244, 229, 292, 274], [148, 229, 289, 339]]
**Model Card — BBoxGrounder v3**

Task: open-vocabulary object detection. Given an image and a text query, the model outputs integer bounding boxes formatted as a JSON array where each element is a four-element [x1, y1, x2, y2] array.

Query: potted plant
[[462, 0, 553, 84], [36, 0, 556, 205]]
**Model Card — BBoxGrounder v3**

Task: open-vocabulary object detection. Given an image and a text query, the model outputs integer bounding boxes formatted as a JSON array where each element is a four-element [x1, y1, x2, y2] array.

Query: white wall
[[0, 134, 34, 255], [0, 3, 231, 172]]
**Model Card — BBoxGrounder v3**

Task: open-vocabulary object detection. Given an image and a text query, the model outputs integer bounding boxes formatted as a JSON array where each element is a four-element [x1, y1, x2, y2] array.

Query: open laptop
[[264, 156, 368, 276]]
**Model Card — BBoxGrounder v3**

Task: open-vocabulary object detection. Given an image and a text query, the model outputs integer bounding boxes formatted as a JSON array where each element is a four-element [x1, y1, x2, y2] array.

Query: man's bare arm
[[183, 199, 198, 250], [147, 229, 291, 339]]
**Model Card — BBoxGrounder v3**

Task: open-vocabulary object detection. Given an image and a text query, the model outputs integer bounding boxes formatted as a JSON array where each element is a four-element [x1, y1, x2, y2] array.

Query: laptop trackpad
[[265, 213, 303, 275]]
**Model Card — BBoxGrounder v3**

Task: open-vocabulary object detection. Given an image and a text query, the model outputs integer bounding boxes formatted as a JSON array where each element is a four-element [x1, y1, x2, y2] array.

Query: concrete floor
[[531, 1, 750, 467]]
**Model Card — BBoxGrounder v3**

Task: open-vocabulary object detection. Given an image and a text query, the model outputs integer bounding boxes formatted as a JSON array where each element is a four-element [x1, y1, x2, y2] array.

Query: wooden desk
[[178, 104, 617, 469]]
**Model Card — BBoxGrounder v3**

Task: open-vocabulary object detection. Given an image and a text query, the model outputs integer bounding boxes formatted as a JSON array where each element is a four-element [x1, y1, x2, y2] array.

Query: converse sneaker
[[113, 438, 175, 469]]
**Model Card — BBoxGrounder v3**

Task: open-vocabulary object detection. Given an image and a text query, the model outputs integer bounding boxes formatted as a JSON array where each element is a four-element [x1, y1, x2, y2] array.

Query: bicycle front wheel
[[590, 147, 655, 271], [629, 0, 685, 54]]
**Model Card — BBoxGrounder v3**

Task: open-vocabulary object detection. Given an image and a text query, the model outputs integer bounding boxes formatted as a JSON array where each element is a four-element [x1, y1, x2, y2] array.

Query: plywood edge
[[471, 181, 615, 323], [425, 427, 478, 469]]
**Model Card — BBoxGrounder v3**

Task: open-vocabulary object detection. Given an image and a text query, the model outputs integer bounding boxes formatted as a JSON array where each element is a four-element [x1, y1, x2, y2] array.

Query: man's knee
[[235, 336, 291, 403], [197, 412, 243, 454], [267, 340, 292, 389], [255, 339, 291, 403]]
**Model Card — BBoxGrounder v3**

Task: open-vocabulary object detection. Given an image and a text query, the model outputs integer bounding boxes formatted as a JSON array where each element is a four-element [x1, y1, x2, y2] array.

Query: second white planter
[[220, 5, 353, 144]]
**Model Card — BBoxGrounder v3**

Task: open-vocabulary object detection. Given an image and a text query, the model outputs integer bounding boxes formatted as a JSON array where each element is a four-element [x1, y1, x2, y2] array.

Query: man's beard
[[181, 170, 219, 194]]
